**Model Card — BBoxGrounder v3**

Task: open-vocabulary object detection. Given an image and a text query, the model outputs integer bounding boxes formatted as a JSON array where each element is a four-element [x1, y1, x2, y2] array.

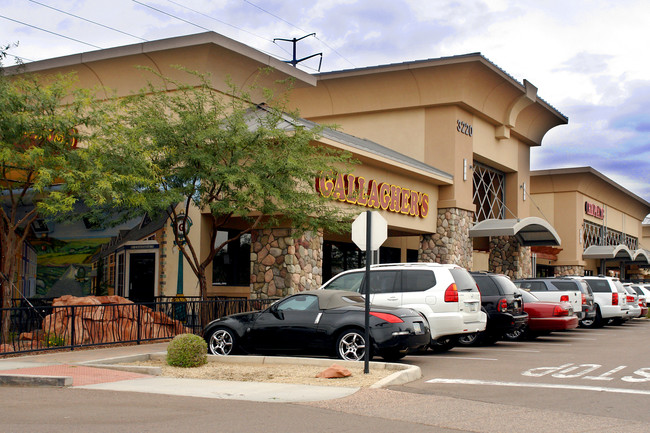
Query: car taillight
[[497, 298, 508, 313], [560, 295, 569, 302], [612, 292, 618, 305], [369, 312, 404, 323], [627, 295, 635, 303], [445, 283, 459, 302], [639, 301, 645, 308], [581, 293, 586, 305], [553, 305, 570, 316]]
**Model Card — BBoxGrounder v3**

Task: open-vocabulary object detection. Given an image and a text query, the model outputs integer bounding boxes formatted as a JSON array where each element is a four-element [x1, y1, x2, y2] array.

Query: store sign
[[20, 129, 78, 150], [315, 173, 430, 218], [585, 201, 604, 219]]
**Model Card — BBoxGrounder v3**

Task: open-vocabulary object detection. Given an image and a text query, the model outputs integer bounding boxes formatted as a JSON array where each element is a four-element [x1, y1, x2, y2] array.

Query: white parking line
[[475, 348, 540, 353], [432, 356, 498, 361], [554, 337, 597, 341], [426, 378, 650, 395]]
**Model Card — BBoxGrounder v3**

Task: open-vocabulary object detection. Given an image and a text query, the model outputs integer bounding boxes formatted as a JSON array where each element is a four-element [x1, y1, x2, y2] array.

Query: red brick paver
[[3, 364, 151, 386]]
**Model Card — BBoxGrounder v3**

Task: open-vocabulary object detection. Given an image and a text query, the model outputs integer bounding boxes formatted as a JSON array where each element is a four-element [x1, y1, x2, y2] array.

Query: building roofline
[[315, 52, 567, 123], [531, 166, 650, 208], [4, 31, 317, 87]]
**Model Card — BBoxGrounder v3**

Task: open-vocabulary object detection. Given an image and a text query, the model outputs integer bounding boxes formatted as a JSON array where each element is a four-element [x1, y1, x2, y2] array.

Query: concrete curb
[[81, 352, 422, 388], [0, 373, 72, 387]]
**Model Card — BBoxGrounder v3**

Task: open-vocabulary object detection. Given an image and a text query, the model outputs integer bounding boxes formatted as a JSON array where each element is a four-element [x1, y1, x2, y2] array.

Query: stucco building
[[7, 32, 647, 300]]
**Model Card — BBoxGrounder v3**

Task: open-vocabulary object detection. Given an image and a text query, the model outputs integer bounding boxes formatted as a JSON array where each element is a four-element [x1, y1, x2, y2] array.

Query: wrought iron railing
[[0, 298, 278, 356]]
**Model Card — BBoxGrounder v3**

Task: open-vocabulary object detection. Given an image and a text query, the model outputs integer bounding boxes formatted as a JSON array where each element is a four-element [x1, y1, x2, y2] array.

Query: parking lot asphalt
[[0, 342, 420, 403]]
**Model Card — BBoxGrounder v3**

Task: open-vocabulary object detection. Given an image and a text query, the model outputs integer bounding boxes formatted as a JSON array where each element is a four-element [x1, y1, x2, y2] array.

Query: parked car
[[514, 277, 596, 326], [319, 263, 487, 353], [513, 277, 582, 319], [622, 284, 643, 318], [628, 284, 649, 317], [203, 290, 430, 361], [504, 289, 578, 340], [459, 272, 528, 345], [571, 276, 628, 327]]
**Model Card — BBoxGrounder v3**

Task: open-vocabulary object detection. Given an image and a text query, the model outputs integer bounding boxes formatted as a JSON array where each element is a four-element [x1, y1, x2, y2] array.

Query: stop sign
[[351, 211, 387, 251]]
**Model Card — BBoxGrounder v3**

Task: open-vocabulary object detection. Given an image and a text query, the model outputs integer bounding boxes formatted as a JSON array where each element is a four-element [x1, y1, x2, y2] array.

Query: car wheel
[[430, 336, 458, 353], [207, 327, 238, 356], [579, 317, 595, 328], [504, 327, 526, 341], [457, 332, 482, 346], [336, 330, 368, 361]]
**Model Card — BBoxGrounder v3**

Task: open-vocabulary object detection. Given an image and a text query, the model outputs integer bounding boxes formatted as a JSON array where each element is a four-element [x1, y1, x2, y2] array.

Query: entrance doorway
[[129, 253, 155, 302]]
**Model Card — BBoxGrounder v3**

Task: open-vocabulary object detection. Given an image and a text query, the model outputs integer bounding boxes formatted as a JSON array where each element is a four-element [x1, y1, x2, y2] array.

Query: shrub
[[166, 333, 208, 368]]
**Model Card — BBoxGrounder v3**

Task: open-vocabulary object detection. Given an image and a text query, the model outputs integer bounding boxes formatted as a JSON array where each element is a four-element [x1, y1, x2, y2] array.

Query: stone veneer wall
[[554, 265, 584, 277], [419, 208, 473, 268], [489, 236, 532, 279], [250, 229, 323, 299]]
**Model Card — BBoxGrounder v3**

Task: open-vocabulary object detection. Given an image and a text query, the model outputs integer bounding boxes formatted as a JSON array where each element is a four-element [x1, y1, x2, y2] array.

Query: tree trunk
[[1, 231, 18, 345], [198, 271, 210, 329]]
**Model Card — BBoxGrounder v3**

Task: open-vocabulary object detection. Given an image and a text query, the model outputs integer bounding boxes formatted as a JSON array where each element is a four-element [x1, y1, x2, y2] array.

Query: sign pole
[[364, 211, 371, 374]]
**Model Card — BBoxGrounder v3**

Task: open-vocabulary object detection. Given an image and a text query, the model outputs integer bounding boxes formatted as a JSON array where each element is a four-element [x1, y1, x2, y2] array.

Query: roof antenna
[[273, 33, 322, 71]]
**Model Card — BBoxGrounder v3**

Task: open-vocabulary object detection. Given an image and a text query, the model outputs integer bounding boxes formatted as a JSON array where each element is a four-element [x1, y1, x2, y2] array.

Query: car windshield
[[494, 275, 518, 295], [519, 289, 539, 303]]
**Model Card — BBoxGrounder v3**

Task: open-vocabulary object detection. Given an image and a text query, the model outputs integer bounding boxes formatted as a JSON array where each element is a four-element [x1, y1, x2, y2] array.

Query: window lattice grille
[[582, 221, 638, 250], [472, 162, 505, 222]]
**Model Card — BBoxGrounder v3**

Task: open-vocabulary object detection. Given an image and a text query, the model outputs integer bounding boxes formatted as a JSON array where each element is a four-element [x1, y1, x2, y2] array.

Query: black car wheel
[[337, 330, 367, 361], [207, 327, 237, 356], [457, 332, 482, 346], [430, 336, 457, 353], [581, 307, 603, 328], [504, 327, 526, 341]]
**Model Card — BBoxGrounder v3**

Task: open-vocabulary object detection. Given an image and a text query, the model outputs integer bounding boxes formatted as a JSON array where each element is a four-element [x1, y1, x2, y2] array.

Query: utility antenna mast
[[273, 33, 323, 71]]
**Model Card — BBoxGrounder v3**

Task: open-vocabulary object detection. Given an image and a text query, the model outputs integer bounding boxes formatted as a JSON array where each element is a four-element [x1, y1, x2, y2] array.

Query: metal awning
[[582, 245, 633, 260], [631, 249, 650, 265], [469, 217, 561, 246]]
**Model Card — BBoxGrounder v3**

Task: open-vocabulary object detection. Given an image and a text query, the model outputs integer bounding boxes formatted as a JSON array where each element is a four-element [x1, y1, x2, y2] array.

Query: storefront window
[[472, 162, 505, 222], [212, 230, 251, 286], [323, 241, 406, 282]]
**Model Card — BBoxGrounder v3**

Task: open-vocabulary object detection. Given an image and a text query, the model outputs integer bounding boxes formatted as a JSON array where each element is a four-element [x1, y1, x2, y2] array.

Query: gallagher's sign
[[316, 173, 429, 218]]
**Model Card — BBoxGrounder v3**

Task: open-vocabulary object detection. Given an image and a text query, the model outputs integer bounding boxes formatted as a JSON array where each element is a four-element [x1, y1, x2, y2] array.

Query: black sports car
[[202, 290, 430, 361]]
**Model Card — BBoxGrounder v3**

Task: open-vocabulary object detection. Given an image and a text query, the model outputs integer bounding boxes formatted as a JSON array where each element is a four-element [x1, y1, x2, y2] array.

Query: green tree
[[0, 66, 139, 343], [101, 69, 356, 311]]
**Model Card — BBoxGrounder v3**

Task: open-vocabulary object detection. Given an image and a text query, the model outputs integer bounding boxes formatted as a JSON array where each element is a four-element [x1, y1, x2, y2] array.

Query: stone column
[[489, 236, 532, 279], [419, 208, 473, 268], [554, 265, 584, 277], [250, 229, 323, 299]]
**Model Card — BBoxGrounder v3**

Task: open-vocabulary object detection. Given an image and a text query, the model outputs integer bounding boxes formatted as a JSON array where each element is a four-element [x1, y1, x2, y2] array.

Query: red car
[[504, 289, 578, 341]]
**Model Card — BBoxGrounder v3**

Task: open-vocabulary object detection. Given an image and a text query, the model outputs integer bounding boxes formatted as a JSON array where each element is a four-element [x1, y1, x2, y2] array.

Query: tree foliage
[[100, 68, 357, 302], [0, 70, 125, 342]]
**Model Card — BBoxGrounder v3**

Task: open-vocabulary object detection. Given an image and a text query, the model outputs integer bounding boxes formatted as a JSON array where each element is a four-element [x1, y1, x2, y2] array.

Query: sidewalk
[[0, 342, 419, 402]]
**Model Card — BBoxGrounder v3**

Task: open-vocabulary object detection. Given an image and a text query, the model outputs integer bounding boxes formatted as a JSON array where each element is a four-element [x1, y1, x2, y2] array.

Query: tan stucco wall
[[530, 168, 650, 269]]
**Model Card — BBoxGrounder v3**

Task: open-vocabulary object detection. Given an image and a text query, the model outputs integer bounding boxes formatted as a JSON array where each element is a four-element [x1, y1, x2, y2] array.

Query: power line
[[133, 0, 292, 61], [0, 14, 103, 49], [28, 0, 148, 42], [132, 0, 211, 32], [164, 0, 283, 52]]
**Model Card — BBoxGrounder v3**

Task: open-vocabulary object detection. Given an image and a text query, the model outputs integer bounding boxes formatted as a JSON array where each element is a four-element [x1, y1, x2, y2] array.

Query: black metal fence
[[0, 297, 277, 356]]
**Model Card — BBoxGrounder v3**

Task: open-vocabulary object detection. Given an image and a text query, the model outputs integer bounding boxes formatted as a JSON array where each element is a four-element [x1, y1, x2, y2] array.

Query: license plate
[[465, 302, 478, 312], [413, 322, 423, 334]]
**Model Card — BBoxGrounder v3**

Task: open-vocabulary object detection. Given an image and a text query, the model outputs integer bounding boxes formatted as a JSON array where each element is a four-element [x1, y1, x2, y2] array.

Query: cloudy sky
[[2, 0, 649, 207]]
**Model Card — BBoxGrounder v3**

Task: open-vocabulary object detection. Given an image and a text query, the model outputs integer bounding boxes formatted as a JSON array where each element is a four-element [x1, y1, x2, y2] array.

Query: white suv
[[319, 263, 487, 353], [573, 276, 629, 327]]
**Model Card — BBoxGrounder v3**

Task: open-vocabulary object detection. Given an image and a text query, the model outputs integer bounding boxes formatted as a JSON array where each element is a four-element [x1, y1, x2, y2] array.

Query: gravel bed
[[128, 360, 394, 387]]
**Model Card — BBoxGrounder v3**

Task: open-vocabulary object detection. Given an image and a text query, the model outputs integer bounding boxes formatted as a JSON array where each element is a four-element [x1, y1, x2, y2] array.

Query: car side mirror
[[270, 305, 284, 320]]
